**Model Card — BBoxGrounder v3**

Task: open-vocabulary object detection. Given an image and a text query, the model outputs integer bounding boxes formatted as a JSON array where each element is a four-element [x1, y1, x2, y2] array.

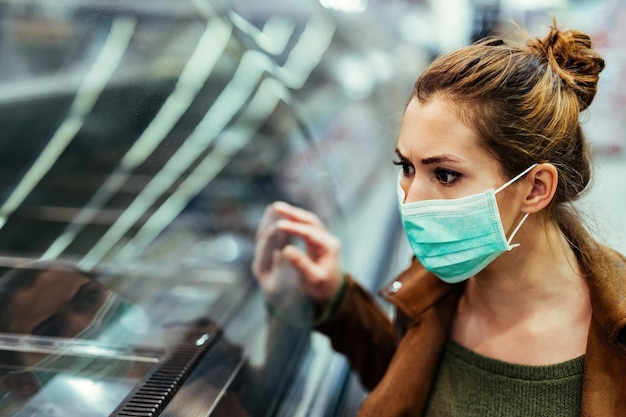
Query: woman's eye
[[434, 169, 461, 185], [393, 160, 415, 176], [34, 316, 63, 338], [72, 285, 104, 313]]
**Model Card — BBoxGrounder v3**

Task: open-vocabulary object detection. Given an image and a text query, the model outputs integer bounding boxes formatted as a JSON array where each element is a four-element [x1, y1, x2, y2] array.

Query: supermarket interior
[[0, 0, 624, 416]]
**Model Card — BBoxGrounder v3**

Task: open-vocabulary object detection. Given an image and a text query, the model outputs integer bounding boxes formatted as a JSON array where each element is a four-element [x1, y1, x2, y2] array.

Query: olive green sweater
[[424, 341, 584, 417]]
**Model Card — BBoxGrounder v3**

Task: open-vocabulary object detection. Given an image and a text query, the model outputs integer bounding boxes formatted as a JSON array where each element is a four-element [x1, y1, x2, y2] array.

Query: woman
[[253, 22, 626, 416]]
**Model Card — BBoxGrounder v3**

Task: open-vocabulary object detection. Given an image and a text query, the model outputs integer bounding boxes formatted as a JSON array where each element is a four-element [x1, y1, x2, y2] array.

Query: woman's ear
[[522, 163, 558, 213]]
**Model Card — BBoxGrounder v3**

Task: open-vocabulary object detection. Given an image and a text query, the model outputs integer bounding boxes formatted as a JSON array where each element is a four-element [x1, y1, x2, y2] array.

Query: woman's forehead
[[398, 98, 485, 158]]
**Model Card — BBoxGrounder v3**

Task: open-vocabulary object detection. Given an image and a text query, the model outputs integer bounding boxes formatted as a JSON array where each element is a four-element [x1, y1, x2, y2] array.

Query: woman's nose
[[402, 180, 426, 203]]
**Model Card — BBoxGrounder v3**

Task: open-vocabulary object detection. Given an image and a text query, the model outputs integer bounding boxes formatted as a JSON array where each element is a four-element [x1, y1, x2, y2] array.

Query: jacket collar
[[586, 248, 626, 346], [379, 258, 465, 320]]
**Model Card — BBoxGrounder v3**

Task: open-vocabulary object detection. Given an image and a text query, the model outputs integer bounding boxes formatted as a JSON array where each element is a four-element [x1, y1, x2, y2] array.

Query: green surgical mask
[[398, 164, 537, 283]]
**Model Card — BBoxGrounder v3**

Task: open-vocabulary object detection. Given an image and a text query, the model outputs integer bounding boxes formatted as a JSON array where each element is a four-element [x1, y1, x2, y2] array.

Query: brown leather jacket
[[317, 249, 626, 416]]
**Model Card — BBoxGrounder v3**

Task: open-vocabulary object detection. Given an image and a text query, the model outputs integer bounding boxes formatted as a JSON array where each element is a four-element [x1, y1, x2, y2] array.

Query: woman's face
[[396, 96, 526, 231], [396, 96, 507, 201], [7, 269, 108, 339]]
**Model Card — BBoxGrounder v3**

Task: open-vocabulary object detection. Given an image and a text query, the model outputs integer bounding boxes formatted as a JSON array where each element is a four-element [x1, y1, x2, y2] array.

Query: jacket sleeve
[[315, 275, 398, 391]]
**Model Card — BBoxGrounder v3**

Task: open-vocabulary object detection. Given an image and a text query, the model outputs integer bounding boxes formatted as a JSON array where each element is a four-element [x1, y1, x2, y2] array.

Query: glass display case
[[0, 1, 414, 416]]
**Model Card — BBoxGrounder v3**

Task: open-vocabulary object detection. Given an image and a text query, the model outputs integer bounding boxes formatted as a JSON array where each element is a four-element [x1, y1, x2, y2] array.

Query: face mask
[[398, 164, 537, 283]]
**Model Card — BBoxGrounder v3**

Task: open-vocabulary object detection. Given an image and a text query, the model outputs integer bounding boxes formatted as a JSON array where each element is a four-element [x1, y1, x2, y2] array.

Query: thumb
[[282, 244, 319, 281]]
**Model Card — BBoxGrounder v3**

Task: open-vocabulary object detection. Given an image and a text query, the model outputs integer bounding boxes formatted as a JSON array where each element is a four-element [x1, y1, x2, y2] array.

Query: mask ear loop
[[506, 213, 529, 249], [494, 163, 538, 194], [494, 163, 538, 249]]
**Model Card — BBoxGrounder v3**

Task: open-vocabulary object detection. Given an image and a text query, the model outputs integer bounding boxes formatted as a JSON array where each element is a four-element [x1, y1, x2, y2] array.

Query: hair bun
[[528, 23, 605, 111]]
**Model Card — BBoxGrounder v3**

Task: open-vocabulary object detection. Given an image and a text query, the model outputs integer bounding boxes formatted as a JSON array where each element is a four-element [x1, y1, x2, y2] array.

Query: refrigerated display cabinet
[[0, 1, 412, 416]]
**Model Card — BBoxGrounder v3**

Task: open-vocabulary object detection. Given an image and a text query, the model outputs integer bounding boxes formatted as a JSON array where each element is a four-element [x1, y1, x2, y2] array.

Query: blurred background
[[0, 0, 623, 416]]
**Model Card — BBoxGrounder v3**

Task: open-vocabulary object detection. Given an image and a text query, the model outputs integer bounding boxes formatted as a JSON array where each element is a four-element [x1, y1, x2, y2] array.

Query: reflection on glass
[[0, 262, 156, 416], [251, 203, 315, 326]]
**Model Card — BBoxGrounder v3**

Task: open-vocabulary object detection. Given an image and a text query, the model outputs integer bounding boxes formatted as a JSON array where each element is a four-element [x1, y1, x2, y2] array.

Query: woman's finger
[[252, 221, 289, 276], [275, 219, 337, 252], [282, 245, 342, 302], [271, 201, 325, 228], [282, 244, 320, 279], [256, 204, 284, 237]]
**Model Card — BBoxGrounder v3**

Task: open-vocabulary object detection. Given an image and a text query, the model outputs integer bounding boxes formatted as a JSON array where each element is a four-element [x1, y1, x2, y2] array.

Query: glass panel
[[0, 1, 336, 415]]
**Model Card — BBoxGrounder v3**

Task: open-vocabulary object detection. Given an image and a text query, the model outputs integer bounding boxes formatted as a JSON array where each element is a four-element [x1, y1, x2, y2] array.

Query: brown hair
[[411, 21, 607, 273]]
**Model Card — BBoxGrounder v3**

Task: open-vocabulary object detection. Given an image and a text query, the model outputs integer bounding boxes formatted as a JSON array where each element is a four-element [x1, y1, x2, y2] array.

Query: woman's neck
[[451, 218, 592, 365]]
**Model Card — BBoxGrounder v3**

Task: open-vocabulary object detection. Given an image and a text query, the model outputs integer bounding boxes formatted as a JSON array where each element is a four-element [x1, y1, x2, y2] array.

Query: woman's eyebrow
[[395, 148, 463, 165], [420, 155, 463, 165], [394, 148, 407, 160]]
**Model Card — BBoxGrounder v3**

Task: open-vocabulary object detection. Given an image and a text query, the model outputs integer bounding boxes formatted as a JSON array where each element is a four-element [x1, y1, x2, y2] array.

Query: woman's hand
[[252, 201, 343, 306]]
